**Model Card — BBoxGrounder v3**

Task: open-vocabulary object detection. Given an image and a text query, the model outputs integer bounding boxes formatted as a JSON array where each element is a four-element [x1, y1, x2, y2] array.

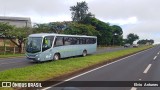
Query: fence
[[0, 46, 25, 55], [0, 39, 25, 55]]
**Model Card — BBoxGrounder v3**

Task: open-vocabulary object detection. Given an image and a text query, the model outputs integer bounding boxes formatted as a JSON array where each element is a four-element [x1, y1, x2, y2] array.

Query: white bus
[[25, 33, 97, 62]]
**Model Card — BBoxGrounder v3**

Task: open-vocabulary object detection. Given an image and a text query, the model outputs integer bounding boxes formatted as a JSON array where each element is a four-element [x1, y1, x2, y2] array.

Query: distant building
[[0, 16, 32, 27]]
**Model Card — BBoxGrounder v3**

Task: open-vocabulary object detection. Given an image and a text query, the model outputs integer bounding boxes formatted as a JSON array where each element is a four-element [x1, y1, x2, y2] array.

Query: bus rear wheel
[[82, 50, 87, 57], [53, 53, 60, 60]]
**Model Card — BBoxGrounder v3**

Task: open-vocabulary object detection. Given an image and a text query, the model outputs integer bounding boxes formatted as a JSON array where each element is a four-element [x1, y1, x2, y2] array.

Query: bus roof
[[29, 33, 97, 38]]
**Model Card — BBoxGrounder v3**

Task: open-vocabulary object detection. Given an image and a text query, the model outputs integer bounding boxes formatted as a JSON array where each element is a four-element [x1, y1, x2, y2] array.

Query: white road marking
[[153, 56, 157, 60], [139, 79, 141, 80], [42, 49, 151, 90], [143, 64, 152, 74], [131, 87, 137, 90], [158, 52, 159, 55]]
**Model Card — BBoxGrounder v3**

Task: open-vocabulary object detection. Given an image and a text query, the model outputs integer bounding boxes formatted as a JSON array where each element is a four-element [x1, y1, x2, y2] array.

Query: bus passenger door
[[41, 36, 54, 61]]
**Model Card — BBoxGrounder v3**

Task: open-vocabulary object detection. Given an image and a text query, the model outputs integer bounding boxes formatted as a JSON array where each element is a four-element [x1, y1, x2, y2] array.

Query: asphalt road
[[44, 45, 160, 90], [0, 46, 127, 71]]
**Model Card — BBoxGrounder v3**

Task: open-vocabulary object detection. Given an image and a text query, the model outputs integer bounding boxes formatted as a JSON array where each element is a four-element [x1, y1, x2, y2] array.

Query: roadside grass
[[0, 88, 11, 90], [0, 45, 153, 82], [0, 54, 24, 58]]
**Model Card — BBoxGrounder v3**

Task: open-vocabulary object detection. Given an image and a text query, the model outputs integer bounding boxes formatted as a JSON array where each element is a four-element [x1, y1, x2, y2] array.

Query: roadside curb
[[0, 56, 25, 60]]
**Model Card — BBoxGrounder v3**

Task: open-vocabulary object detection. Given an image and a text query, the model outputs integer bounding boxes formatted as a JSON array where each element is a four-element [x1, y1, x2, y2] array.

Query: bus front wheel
[[82, 50, 87, 57], [53, 53, 60, 60]]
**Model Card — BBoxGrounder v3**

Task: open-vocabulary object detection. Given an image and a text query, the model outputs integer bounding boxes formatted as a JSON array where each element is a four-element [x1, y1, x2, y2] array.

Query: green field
[[0, 45, 153, 82]]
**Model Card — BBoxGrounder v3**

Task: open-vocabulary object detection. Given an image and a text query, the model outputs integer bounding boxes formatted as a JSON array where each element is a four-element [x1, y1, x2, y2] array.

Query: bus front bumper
[[26, 54, 41, 61]]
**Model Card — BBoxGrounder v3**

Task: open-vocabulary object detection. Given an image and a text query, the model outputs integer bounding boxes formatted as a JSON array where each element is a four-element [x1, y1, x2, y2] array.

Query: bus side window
[[71, 37, 78, 45], [93, 38, 96, 44], [55, 36, 64, 47], [64, 37, 71, 45], [86, 38, 89, 44], [81, 38, 86, 44]]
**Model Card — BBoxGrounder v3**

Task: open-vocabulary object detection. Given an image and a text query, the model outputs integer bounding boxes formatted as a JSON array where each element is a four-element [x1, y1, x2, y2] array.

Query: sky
[[0, 0, 160, 44]]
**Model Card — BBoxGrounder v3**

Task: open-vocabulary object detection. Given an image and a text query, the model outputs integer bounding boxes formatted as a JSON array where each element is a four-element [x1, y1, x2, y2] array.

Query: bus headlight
[[35, 54, 40, 61]]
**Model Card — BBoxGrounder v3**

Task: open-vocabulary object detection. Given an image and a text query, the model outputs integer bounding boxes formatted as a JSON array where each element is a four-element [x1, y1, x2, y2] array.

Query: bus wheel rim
[[54, 54, 59, 60], [83, 51, 87, 56]]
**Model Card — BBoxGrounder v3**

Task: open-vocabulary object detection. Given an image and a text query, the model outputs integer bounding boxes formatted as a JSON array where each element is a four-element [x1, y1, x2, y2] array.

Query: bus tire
[[82, 50, 87, 57], [53, 53, 60, 60]]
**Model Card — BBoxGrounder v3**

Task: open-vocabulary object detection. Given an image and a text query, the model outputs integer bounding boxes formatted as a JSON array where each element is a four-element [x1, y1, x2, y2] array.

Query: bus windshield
[[26, 37, 42, 53]]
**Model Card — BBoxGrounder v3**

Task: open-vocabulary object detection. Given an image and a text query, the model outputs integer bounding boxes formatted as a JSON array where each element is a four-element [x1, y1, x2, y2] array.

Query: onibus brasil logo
[[1, 82, 42, 87]]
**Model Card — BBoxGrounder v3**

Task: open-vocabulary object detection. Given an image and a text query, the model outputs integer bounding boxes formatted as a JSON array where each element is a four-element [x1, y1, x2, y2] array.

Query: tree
[[33, 22, 70, 34], [137, 39, 154, 45], [111, 25, 123, 35], [32, 23, 50, 33], [96, 21, 112, 45], [63, 22, 99, 36], [70, 1, 93, 22], [111, 25, 123, 45], [0, 22, 30, 53], [126, 33, 139, 45], [80, 17, 113, 45], [149, 39, 154, 44], [7, 27, 30, 53], [48, 22, 69, 34], [0, 22, 14, 37], [0, 22, 14, 54]]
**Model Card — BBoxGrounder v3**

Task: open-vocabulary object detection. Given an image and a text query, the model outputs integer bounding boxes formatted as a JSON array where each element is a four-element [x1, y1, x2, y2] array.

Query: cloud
[[106, 17, 138, 25], [0, 0, 160, 43], [0, 0, 69, 16], [87, 0, 160, 43]]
